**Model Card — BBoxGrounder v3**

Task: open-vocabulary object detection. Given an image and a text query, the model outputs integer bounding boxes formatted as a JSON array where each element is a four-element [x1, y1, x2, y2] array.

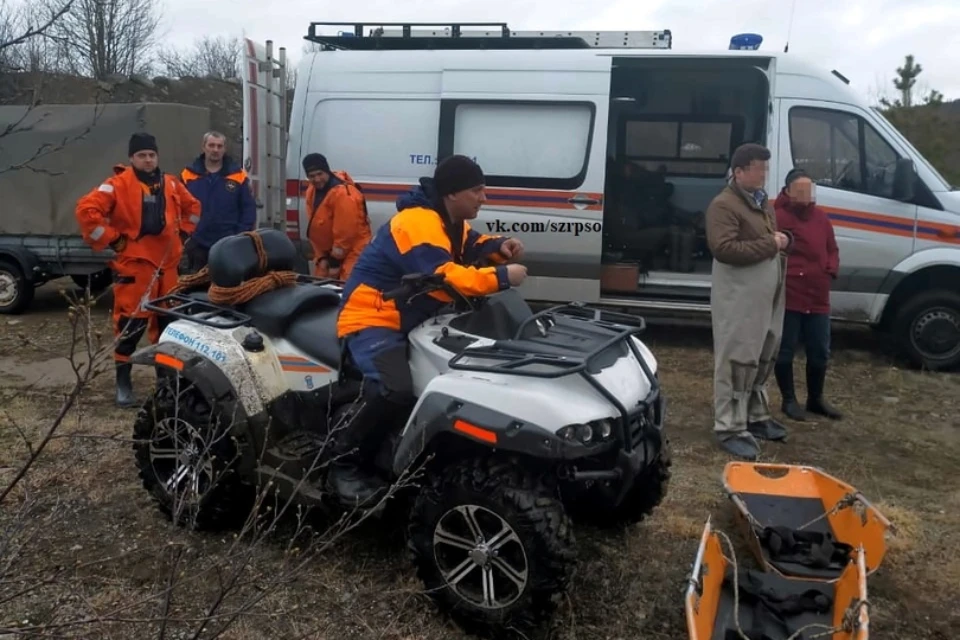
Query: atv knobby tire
[[407, 456, 576, 637], [133, 376, 251, 531], [566, 436, 673, 529]]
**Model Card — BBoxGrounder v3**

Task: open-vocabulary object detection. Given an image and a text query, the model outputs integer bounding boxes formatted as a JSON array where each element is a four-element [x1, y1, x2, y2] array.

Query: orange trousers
[[313, 251, 362, 282], [111, 258, 179, 363]]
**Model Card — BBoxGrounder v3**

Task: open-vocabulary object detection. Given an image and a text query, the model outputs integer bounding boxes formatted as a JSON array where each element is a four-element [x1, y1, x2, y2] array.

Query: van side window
[[789, 106, 901, 200], [442, 101, 595, 189]]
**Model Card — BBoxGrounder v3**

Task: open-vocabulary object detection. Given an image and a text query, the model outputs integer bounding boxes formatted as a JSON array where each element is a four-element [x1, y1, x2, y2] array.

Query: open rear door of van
[[241, 37, 289, 234], [436, 57, 612, 305]]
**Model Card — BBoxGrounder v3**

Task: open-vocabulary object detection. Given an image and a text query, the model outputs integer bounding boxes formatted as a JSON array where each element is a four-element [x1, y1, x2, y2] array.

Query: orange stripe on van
[[285, 178, 960, 243], [360, 182, 604, 211], [825, 206, 960, 245], [284, 179, 603, 211]]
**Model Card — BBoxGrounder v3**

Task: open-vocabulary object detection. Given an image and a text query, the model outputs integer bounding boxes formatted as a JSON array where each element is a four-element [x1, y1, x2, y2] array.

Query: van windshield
[[871, 107, 955, 190]]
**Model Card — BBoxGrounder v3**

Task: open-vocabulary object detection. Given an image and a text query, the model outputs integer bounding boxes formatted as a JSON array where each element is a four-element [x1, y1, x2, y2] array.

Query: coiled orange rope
[[169, 231, 298, 305]]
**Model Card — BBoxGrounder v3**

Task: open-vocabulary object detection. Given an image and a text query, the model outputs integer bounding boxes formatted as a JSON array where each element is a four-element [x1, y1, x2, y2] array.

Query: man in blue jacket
[[179, 131, 257, 273]]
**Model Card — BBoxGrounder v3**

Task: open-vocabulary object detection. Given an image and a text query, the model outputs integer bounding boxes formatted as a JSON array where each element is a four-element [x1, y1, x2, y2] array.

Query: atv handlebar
[[381, 272, 478, 311]]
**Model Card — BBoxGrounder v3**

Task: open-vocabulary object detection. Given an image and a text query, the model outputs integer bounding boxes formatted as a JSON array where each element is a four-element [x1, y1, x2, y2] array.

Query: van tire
[[892, 289, 960, 371], [0, 259, 34, 315]]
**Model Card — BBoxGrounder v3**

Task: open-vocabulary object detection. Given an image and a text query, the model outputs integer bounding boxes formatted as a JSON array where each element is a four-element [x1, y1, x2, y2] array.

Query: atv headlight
[[558, 424, 590, 444], [557, 419, 615, 445], [594, 419, 613, 440]]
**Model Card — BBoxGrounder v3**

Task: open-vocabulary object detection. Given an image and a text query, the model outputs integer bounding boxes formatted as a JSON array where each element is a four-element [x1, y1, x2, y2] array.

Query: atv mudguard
[[392, 385, 612, 477], [128, 341, 262, 475]]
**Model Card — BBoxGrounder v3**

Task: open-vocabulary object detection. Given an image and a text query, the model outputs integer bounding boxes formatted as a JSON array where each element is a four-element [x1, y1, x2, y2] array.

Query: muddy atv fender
[[151, 322, 293, 419], [393, 372, 630, 477], [128, 342, 260, 530]]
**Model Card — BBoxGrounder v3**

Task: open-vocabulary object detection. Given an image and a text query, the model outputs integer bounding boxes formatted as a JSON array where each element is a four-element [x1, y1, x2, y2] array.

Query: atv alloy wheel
[[133, 376, 251, 530], [408, 457, 576, 636]]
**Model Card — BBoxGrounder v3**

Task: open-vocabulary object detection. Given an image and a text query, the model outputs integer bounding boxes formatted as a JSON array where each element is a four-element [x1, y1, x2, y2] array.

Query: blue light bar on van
[[729, 33, 763, 50]]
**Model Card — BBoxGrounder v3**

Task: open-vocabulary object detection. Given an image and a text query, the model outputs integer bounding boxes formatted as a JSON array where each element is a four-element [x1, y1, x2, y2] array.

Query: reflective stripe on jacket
[[75, 164, 201, 269], [336, 181, 509, 338], [305, 170, 372, 261], [180, 154, 256, 249]]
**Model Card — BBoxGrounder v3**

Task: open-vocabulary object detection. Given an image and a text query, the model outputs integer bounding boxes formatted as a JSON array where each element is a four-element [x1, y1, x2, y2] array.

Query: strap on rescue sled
[[759, 525, 854, 571], [723, 568, 833, 640]]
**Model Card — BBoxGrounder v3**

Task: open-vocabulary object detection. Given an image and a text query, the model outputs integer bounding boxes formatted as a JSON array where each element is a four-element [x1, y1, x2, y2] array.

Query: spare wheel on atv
[[133, 377, 253, 530], [407, 456, 576, 636]]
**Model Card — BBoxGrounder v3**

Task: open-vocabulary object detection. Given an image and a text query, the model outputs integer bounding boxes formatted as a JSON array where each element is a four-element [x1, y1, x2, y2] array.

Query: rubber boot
[[806, 364, 843, 420], [716, 431, 760, 461], [115, 363, 137, 408], [326, 395, 394, 508], [774, 361, 806, 421]]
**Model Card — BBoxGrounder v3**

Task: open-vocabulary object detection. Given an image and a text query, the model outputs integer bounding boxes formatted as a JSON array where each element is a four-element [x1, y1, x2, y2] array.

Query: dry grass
[[0, 282, 958, 638]]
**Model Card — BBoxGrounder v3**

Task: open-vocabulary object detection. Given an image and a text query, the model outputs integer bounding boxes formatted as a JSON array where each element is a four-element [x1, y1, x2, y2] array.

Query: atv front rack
[[447, 303, 659, 453]]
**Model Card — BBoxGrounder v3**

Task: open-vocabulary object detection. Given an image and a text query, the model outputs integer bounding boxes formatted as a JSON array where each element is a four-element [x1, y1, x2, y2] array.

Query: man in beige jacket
[[706, 143, 792, 460]]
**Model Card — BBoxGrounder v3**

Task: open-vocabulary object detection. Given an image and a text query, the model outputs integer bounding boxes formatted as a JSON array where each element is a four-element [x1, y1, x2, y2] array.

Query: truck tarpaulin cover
[[0, 102, 211, 236]]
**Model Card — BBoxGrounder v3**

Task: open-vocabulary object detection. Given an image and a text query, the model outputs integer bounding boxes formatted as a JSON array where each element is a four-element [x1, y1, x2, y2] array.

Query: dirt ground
[[0, 281, 958, 639]]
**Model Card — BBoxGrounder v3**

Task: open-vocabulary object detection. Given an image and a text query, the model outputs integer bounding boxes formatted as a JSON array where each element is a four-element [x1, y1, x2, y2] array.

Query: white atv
[[128, 229, 671, 635]]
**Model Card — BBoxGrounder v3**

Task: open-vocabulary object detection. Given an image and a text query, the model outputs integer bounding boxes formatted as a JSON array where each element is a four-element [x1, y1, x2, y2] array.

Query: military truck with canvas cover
[[0, 102, 210, 313]]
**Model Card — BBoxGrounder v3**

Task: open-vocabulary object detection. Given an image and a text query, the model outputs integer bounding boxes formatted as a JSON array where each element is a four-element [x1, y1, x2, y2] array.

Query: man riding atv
[[331, 155, 529, 506]]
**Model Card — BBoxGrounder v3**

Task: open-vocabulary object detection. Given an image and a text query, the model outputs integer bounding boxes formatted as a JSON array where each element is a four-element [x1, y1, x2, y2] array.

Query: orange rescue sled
[[722, 462, 891, 582], [685, 517, 870, 640]]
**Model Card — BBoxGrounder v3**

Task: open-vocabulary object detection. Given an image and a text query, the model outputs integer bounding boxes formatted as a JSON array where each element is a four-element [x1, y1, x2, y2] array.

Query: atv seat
[[242, 285, 341, 336], [284, 307, 343, 369], [207, 228, 299, 289]]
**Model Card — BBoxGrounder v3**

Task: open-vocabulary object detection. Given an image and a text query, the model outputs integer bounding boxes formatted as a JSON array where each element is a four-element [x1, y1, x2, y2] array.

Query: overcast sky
[[159, 0, 958, 103]]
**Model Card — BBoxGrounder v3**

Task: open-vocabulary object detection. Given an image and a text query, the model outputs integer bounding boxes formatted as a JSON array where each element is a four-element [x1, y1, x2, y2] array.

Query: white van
[[242, 23, 960, 371]]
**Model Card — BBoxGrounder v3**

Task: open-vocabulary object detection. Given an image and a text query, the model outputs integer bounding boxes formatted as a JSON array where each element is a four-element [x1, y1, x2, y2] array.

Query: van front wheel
[[892, 289, 960, 371]]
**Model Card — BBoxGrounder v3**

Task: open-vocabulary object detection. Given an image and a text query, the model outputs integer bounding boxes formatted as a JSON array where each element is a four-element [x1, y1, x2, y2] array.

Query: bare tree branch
[[46, 0, 163, 79], [0, 0, 75, 57], [157, 35, 241, 80], [0, 260, 427, 639]]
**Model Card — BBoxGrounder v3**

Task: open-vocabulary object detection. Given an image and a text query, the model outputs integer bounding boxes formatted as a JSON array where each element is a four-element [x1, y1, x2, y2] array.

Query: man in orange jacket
[[302, 153, 372, 281], [75, 132, 202, 407]]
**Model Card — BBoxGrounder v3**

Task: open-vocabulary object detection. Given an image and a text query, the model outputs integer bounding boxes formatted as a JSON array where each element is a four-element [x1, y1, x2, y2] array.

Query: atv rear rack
[[143, 275, 343, 329], [447, 303, 659, 453], [144, 293, 252, 329]]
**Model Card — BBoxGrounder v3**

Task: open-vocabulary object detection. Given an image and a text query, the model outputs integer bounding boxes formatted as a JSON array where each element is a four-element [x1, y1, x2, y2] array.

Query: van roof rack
[[304, 22, 673, 51]]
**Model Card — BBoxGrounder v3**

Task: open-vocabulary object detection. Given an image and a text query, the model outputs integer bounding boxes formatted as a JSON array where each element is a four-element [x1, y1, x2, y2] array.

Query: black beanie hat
[[129, 132, 157, 156], [785, 167, 811, 188], [434, 155, 485, 197], [302, 153, 331, 175]]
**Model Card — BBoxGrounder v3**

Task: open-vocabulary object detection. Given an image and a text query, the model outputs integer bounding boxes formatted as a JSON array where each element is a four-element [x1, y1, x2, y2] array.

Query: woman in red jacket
[[774, 169, 844, 422]]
